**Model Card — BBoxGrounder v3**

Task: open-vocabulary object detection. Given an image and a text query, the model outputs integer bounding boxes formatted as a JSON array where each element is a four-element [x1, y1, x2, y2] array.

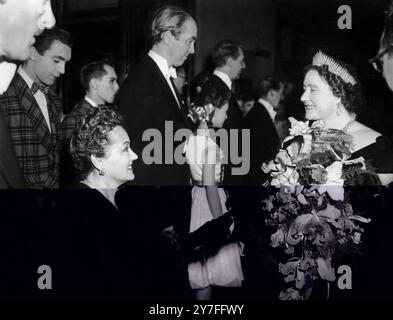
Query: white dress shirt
[[18, 66, 51, 133], [258, 98, 277, 121], [213, 70, 232, 90], [84, 96, 98, 107], [148, 50, 180, 107], [0, 61, 17, 94]]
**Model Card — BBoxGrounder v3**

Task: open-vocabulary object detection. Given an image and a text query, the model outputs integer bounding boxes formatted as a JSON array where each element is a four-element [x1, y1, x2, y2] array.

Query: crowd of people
[[1, 0, 393, 300]]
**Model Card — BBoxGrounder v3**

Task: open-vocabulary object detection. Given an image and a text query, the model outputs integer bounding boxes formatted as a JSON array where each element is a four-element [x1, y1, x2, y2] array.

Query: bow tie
[[31, 82, 50, 95], [167, 67, 177, 79]]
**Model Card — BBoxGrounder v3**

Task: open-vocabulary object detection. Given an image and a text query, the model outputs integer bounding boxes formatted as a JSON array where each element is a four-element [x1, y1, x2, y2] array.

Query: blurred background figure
[[61, 59, 119, 186], [238, 91, 255, 118], [370, 1, 393, 93], [199, 40, 246, 185], [190, 70, 211, 102], [244, 76, 282, 185], [63, 59, 119, 141], [0, 0, 56, 62]]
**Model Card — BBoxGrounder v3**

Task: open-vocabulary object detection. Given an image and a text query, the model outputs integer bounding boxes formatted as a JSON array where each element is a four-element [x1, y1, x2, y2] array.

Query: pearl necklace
[[341, 119, 356, 133]]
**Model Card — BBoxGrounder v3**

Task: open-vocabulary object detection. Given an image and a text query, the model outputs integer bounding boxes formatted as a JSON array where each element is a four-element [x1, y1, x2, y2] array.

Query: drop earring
[[336, 105, 342, 116]]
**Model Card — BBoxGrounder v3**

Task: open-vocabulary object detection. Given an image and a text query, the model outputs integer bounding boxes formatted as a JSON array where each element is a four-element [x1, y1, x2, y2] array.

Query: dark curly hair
[[192, 83, 231, 126], [303, 62, 362, 115], [70, 107, 123, 178], [194, 85, 230, 109]]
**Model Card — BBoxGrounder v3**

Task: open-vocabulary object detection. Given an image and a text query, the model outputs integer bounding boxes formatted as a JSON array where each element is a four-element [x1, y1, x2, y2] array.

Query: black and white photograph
[[1, 0, 393, 312]]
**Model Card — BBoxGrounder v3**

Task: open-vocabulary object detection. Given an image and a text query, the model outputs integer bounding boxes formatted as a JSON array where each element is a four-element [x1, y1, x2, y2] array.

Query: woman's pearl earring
[[336, 105, 342, 117]]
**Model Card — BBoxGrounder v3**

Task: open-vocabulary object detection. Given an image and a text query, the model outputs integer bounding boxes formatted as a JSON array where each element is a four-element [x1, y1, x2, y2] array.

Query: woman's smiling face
[[100, 126, 138, 187], [300, 69, 340, 122]]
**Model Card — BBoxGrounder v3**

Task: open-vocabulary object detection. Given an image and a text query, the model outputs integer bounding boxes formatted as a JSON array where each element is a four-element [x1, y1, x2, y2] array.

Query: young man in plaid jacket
[[0, 0, 56, 188], [0, 27, 72, 189]]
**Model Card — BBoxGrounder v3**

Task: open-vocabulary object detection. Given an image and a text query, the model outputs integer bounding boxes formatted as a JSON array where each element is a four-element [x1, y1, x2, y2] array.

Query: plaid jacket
[[0, 72, 63, 189], [61, 99, 95, 141]]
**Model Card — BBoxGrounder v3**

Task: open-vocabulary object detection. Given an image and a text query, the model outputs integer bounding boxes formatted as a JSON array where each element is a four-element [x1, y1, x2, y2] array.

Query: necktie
[[31, 82, 50, 96]]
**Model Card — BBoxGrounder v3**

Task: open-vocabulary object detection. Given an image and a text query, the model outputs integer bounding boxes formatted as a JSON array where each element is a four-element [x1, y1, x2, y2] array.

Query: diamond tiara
[[312, 51, 357, 85]]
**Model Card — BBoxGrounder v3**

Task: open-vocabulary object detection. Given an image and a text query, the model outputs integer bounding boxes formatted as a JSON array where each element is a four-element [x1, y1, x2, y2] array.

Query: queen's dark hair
[[303, 62, 362, 115], [70, 107, 123, 178]]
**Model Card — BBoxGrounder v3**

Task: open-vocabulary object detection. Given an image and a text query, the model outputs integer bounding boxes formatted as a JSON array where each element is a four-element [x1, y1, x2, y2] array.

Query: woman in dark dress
[[55, 107, 234, 299], [56, 107, 154, 299], [299, 51, 393, 299]]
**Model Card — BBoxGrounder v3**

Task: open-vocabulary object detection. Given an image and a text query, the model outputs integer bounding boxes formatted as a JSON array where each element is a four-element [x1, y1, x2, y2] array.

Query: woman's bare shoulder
[[350, 122, 382, 151]]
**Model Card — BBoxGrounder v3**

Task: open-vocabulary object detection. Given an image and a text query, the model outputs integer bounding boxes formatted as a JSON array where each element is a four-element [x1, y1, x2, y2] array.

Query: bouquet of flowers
[[262, 118, 372, 300]]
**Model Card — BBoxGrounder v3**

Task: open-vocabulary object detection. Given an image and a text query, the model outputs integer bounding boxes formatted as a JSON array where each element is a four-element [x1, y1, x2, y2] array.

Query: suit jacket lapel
[[256, 101, 272, 121], [14, 73, 52, 151], [46, 92, 61, 148], [146, 56, 193, 129], [169, 77, 194, 128]]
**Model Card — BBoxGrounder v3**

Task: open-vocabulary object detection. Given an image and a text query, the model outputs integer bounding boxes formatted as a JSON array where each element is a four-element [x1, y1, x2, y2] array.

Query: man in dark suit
[[118, 5, 199, 298], [199, 40, 246, 185], [244, 76, 283, 185], [60, 59, 120, 186], [118, 5, 197, 186], [62, 59, 120, 141], [0, 27, 72, 189], [0, 0, 56, 188], [118, 5, 237, 300]]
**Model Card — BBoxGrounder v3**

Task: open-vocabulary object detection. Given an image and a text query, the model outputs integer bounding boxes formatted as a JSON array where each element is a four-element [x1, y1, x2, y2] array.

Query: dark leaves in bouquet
[[298, 167, 313, 185], [343, 161, 381, 186], [310, 150, 336, 167], [282, 135, 303, 154]]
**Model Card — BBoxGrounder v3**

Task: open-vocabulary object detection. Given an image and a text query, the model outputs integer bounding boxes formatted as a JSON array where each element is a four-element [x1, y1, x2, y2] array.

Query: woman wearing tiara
[[299, 51, 393, 299], [263, 51, 393, 300], [185, 88, 244, 300], [301, 51, 393, 185]]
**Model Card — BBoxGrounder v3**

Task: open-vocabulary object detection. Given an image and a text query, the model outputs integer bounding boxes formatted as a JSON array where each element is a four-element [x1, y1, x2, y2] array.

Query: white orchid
[[271, 167, 299, 187], [317, 161, 344, 201], [288, 117, 312, 136]]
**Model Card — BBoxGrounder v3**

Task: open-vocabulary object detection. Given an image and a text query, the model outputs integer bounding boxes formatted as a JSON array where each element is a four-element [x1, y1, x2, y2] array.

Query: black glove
[[185, 211, 234, 253]]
